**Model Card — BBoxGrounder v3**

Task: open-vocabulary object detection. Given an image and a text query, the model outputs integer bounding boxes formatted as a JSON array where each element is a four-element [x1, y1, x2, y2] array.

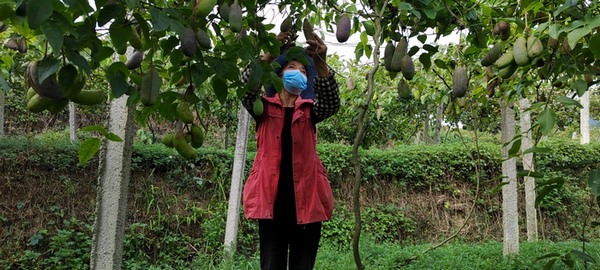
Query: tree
[[5, 0, 600, 267]]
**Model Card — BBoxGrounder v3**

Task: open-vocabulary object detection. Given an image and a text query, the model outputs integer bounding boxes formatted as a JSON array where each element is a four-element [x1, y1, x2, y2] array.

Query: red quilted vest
[[243, 93, 333, 224]]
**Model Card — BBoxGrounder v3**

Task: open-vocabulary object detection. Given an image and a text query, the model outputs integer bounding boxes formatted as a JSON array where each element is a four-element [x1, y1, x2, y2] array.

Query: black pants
[[258, 219, 322, 270]]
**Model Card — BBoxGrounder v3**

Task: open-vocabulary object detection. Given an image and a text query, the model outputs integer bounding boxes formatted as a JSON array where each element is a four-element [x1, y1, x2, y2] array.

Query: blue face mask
[[282, 69, 307, 95]]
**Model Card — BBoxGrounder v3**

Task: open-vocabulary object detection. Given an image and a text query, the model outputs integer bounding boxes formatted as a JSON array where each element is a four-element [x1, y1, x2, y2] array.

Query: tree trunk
[[423, 105, 430, 145], [69, 101, 77, 142], [223, 106, 250, 262], [414, 131, 421, 144], [519, 98, 537, 242], [433, 103, 444, 144], [0, 89, 4, 138], [501, 100, 519, 255], [351, 3, 387, 268], [580, 90, 590, 144]]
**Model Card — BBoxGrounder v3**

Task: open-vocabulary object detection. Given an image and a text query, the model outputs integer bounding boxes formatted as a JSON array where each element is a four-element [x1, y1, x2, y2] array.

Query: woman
[[240, 30, 340, 270]]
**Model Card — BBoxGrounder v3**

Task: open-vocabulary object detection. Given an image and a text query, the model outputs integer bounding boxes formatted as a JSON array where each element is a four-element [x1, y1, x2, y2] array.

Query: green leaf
[[212, 78, 228, 104], [538, 109, 556, 136], [0, 5, 13, 21], [533, 253, 561, 263], [590, 33, 600, 59], [567, 26, 591, 50], [150, 8, 170, 32], [106, 62, 129, 98], [423, 7, 438, 19], [105, 132, 123, 142], [561, 254, 575, 268], [37, 57, 60, 84], [523, 147, 552, 155], [98, 3, 125, 27], [548, 24, 560, 40], [40, 23, 64, 53], [434, 59, 446, 69], [362, 21, 375, 36], [588, 169, 600, 197], [507, 138, 521, 156], [542, 259, 556, 270], [109, 20, 132, 55], [27, 0, 53, 29], [80, 125, 108, 134], [556, 96, 583, 108], [419, 53, 431, 70], [67, 52, 91, 75], [592, 221, 600, 228], [489, 181, 509, 196], [571, 79, 588, 97], [79, 138, 101, 166], [570, 250, 597, 264]]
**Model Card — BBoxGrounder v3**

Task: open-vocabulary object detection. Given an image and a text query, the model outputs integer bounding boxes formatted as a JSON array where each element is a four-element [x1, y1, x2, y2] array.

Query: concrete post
[[223, 106, 250, 261], [69, 101, 77, 142], [519, 98, 537, 242], [580, 90, 590, 144], [90, 51, 136, 270], [501, 100, 519, 255]]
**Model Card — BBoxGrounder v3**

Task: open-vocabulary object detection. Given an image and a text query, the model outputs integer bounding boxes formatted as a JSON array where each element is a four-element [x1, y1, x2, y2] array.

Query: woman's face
[[281, 60, 307, 77]]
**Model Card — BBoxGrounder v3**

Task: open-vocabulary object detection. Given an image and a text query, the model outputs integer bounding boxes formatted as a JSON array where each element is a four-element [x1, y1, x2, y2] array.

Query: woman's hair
[[265, 49, 317, 100]]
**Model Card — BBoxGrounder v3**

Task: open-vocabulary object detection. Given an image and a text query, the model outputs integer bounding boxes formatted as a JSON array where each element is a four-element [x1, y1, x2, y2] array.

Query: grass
[[206, 237, 600, 270]]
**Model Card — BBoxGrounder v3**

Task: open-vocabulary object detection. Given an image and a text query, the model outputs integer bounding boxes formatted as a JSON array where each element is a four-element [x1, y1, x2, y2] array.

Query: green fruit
[[195, 0, 217, 17], [27, 94, 53, 113], [499, 62, 518, 79], [513, 36, 529, 66], [452, 66, 468, 98], [129, 26, 143, 50], [177, 102, 194, 123], [181, 28, 197, 57], [526, 36, 543, 58], [390, 38, 408, 72], [303, 18, 315, 40], [141, 65, 161, 106], [47, 98, 69, 113], [5, 38, 18, 50], [560, 36, 571, 54], [126, 51, 144, 70], [173, 131, 197, 160], [548, 37, 559, 50], [253, 97, 263, 116], [495, 51, 514, 69], [229, 1, 243, 33], [481, 43, 502, 66], [336, 14, 351, 43], [60, 67, 86, 100], [71, 90, 106, 105], [384, 41, 395, 71], [27, 61, 64, 101], [195, 29, 212, 49], [58, 64, 79, 97], [500, 30, 510, 41], [27, 87, 36, 101], [400, 55, 415, 80], [190, 125, 204, 148], [397, 79, 411, 99], [161, 133, 175, 148], [280, 16, 293, 32], [219, 2, 230, 22], [18, 38, 27, 53], [497, 21, 510, 34]]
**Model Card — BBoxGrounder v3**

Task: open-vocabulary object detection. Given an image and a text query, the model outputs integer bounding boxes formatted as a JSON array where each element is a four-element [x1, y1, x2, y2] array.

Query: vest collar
[[263, 92, 314, 108]]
